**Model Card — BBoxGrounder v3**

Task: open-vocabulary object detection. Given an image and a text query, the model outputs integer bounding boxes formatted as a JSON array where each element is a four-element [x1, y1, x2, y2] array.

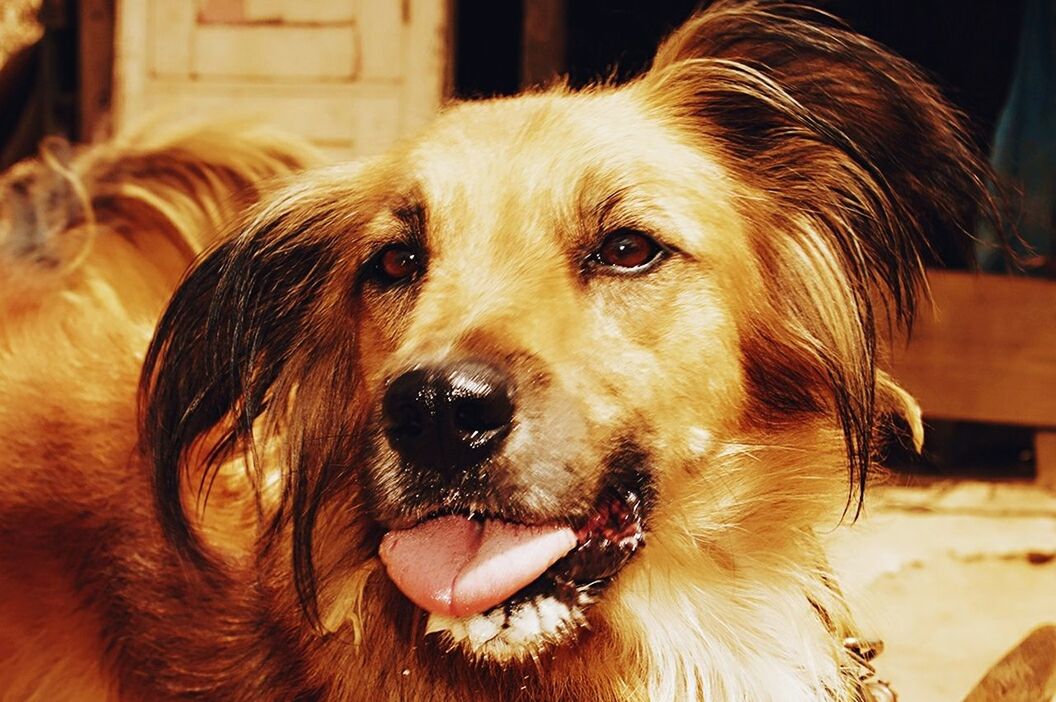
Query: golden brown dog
[[0, 3, 998, 700]]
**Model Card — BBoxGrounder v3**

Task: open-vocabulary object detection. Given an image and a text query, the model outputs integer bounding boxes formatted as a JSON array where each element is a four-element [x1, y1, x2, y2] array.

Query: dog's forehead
[[398, 88, 739, 257], [413, 91, 687, 191]]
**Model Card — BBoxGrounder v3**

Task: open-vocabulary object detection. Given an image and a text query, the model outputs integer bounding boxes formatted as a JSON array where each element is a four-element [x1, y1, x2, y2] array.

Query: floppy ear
[[139, 184, 366, 623], [641, 1, 999, 505], [141, 200, 337, 548]]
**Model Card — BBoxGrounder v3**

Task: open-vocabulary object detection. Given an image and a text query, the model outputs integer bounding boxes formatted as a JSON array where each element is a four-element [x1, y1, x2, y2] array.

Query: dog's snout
[[382, 360, 514, 473]]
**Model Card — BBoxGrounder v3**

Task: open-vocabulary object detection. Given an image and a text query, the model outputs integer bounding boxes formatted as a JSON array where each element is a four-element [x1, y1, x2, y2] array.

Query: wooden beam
[[78, 0, 115, 141], [1036, 432, 1056, 491], [521, 0, 565, 89], [889, 270, 1056, 429]]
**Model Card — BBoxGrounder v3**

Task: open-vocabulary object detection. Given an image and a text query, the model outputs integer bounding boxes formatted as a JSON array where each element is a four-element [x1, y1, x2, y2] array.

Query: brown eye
[[594, 229, 664, 271], [372, 244, 423, 286]]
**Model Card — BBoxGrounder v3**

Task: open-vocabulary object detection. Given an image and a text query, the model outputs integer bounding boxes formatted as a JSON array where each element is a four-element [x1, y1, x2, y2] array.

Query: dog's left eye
[[368, 244, 424, 287], [590, 229, 665, 272]]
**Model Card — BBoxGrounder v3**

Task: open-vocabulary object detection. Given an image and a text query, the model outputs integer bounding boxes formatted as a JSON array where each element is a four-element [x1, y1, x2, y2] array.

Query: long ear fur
[[139, 181, 364, 620], [142, 209, 327, 542], [641, 1, 1001, 509]]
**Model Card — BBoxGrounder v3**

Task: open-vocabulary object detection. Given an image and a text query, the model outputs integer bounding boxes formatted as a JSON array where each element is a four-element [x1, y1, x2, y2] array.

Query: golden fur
[[0, 4, 996, 700]]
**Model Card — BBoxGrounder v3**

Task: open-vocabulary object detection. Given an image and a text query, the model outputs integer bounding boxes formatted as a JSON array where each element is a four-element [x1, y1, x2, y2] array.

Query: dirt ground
[[827, 482, 1056, 701]]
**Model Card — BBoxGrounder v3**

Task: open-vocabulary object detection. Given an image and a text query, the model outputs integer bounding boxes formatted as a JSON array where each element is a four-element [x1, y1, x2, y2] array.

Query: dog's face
[[347, 92, 757, 657], [141, 4, 994, 695]]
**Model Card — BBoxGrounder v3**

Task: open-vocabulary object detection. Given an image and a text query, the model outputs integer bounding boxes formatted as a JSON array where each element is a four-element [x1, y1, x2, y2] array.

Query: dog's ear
[[140, 188, 350, 583], [641, 2, 999, 506]]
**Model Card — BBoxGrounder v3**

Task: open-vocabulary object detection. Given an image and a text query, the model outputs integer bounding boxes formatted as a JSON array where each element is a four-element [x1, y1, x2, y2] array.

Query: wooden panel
[[357, 0, 405, 81], [1037, 432, 1056, 490], [400, 0, 448, 131], [149, 1, 194, 76], [197, 0, 246, 25], [113, 0, 148, 121], [78, 0, 115, 140], [890, 270, 1056, 428], [114, 0, 448, 157], [190, 24, 357, 80], [243, 0, 355, 24], [522, 0, 566, 88], [142, 80, 402, 154]]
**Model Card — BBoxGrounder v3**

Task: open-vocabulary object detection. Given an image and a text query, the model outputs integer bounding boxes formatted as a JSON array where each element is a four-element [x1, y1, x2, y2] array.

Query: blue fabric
[[979, 0, 1056, 271]]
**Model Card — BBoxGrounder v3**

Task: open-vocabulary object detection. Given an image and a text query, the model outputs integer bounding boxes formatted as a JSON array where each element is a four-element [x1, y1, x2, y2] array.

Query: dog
[[0, 3, 998, 700]]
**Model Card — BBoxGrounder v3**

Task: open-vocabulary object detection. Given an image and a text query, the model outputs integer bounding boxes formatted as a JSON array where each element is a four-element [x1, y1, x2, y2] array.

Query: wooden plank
[[1037, 432, 1056, 491], [197, 0, 245, 25], [190, 24, 357, 81], [112, 0, 148, 129], [964, 625, 1056, 702], [141, 79, 402, 155], [889, 270, 1056, 428], [114, 0, 448, 156], [149, 0, 194, 77], [357, 0, 404, 81], [78, 0, 115, 141], [243, 0, 355, 24], [522, 0, 566, 88], [400, 0, 448, 133]]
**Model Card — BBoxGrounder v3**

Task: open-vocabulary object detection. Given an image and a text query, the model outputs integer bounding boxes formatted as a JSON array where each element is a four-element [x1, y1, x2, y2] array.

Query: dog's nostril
[[389, 402, 425, 436], [382, 369, 431, 435], [446, 361, 515, 440], [381, 360, 515, 472], [453, 394, 513, 434], [454, 401, 484, 433]]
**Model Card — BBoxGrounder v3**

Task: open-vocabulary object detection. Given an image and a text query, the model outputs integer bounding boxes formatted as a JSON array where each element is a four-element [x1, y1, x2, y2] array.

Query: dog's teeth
[[504, 603, 542, 646], [425, 613, 459, 636], [534, 596, 571, 635], [416, 489, 647, 662], [425, 595, 582, 662], [449, 620, 468, 641], [466, 613, 502, 648], [487, 607, 507, 632], [424, 613, 445, 635]]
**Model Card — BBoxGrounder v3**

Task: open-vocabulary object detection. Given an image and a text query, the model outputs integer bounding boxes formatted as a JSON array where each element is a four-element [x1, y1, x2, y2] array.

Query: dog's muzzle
[[374, 359, 651, 658], [382, 359, 515, 474]]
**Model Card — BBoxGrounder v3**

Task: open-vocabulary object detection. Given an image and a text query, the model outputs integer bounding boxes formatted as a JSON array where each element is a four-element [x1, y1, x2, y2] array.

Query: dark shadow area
[[882, 417, 1036, 480], [453, 0, 523, 98]]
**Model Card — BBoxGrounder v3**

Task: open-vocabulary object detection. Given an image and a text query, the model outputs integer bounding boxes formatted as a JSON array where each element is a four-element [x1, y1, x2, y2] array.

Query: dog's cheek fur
[[587, 305, 856, 699], [641, 1, 999, 507], [530, 223, 855, 698], [571, 5, 1000, 698]]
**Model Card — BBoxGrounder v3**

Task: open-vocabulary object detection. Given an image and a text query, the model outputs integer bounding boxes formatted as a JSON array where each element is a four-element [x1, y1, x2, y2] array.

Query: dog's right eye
[[368, 244, 424, 287], [588, 229, 667, 274]]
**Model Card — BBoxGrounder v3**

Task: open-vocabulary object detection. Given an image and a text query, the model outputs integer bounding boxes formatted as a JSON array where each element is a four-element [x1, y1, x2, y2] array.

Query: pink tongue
[[379, 515, 577, 617]]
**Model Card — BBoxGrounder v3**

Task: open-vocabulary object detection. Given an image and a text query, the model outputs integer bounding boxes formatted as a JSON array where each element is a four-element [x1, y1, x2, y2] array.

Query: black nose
[[382, 360, 515, 473]]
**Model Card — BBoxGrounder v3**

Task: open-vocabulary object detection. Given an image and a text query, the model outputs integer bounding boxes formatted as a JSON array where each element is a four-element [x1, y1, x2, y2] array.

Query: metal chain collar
[[843, 637, 897, 702]]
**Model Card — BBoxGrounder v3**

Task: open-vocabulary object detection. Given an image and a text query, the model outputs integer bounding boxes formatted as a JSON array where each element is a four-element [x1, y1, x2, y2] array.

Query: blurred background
[[1, 1, 1054, 698]]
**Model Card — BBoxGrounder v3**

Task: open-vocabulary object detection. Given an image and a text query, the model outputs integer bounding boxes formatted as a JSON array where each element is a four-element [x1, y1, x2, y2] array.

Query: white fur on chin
[[425, 592, 594, 663]]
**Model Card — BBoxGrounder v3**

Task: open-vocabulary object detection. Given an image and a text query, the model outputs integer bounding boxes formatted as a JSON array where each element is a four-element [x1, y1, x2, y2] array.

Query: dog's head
[[141, 2, 995, 694]]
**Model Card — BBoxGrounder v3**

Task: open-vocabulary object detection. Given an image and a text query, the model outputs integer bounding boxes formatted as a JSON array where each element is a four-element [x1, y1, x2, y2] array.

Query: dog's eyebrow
[[576, 177, 633, 231], [580, 185, 659, 241], [595, 188, 629, 227], [392, 200, 426, 234]]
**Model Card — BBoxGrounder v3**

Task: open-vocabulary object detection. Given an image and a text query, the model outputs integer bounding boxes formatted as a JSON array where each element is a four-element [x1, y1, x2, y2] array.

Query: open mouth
[[378, 481, 647, 660]]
